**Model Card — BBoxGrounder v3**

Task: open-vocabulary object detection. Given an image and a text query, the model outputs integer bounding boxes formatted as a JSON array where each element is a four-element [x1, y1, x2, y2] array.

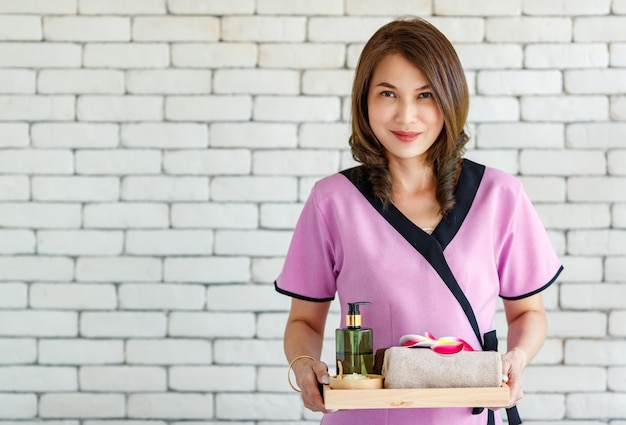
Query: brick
[[83, 203, 168, 229], [258, 366, 296, 393], [126, 339, 212, 364], [133, 17, 218, 41], [81, 312, 166, 338], [215, 230, 292, 256], [211, 123, 297, 148], [259, 43, 345, 69], [299, 123, 351, 149], [0, 69, 35, 93], [0, 310, 76, 336], [0, 123, 28, 146], [222, 16, 306, 42], [164, 149, 250, 175], [0, 394, 37, 419], [76, 257, 161, 282], [567, 393, 626, 418], [536, 203, 610, 229], [119, 283, 205, 310], [0, 366, 77, 391], [477, 70, 561, 96], [32, 123, 118, 148], [606, 257, 626, 281], [0, 43, 80, 68], [216, 393, 301, 420], [32, 176, 119, 201], [77, 96, 163, 122], [0, 204, 80, 229], [207, 283, 290, 312], [610, 311, 626, 336], [609, 151, 626, 175], [488, 17, 571, 42], [0, 338, 36, 363], [467, 96, 519, 122], [260, 203, 303, 229], [435, 0, 521, 15], [521, 96, 608, 122], [39, 339, 124, 364], [126, 70, 211, 94], [166, 96, 252, 121], [84, 43, 169, 68], [164, 257, 250, 283], [548, 312, 607, 338], [566, 70, 626, 95], [170, 366, 255, 391], [128, 394, 213, 419], [575, 17, 626, 42], [168, 310, 256, 338], [214, 69, 299, 95], [80, 366, 166, 391], [44, 17, 130, 41], [0, 16, 40, 41], [612, 96, 626, 121], [79, 0, 166, 14], [38, 70, 124, 94], [521, 150, 605, 176], [532, 338, 564, 365], [616, 0, 626, 13], [171, 203, 258, 229], [302, 70, 353, 96], [464, 149, 518, 174], [127, 223, 211, 253], [524, 366, 606, 392], [257, 0, 343, 15], [309, 17, 390, 42], [457, 44, 524, 70], [0, 176, 29, 201], [168, 0, 254, 14], [31, 283, 117, 310], [516, 394, 565, 420], [254, 96, 341, 122], [253, 150, 339, 176], [211, 176, 298, 202], [122, 176, 208, 201], [559, 256, 603, 282], [347, 0, 431, 15], [0, 95, 74, 121], [569, 177, 626, 202], [525, 43, 609, 68], [214, 339, 284, 365], [0, 149, 72, 174], [612, 43, 626, 66], [122, 123, 207, 148], [567, 123, 626, 148], [0, 282, 27, 306], [257, 313, 288, 339], [561, 282, 626, 309], [609, 367, 626, 391], [252, 257, 285, 284], [616, 204, 626, 228], [75, 150, 161, 175], [524, 0, 610, 15], [476, 123, 563, 149], [172, 43, 257, 68], [40, 394, 125, 418]]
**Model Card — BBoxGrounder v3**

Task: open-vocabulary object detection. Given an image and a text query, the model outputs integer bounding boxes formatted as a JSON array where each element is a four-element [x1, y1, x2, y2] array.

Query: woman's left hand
[[500, 347, 528, 407]]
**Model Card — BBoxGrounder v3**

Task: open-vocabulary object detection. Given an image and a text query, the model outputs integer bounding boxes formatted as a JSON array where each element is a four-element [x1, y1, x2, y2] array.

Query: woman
[[275, 17, 562, 425]]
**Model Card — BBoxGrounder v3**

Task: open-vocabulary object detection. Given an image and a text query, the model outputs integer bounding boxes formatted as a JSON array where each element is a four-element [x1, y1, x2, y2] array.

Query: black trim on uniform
[[501, 265, 564, 300], [274, 281, 335, 303]]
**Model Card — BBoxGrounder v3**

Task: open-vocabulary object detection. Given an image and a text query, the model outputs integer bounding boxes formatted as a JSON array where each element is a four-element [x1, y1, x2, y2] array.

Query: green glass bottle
[[335, 301, 374, 375]]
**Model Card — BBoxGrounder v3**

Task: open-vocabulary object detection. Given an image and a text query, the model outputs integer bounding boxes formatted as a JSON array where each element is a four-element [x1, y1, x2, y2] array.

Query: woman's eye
[[381, 91, 395, 97], [418, 92, 433, 98]]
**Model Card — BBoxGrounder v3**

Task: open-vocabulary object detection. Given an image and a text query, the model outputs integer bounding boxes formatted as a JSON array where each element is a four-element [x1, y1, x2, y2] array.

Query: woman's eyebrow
[[374, 82, 431, 91]]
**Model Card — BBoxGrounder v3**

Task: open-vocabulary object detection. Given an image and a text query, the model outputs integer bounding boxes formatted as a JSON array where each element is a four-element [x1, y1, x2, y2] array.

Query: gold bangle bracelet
[[287, 355, 317, 392]]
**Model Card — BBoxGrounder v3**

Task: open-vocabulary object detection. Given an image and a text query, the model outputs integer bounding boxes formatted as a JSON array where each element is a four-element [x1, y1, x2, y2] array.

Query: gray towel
[[382, 347, 502, 389]]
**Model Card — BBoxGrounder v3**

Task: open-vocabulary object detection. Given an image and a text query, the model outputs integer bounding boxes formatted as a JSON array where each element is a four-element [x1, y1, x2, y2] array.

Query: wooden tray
[[323, 384, 510, 410]]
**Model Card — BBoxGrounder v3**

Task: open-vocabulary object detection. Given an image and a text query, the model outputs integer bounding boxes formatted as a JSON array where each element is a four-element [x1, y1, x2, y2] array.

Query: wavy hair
[[349, 17, 470, 215]]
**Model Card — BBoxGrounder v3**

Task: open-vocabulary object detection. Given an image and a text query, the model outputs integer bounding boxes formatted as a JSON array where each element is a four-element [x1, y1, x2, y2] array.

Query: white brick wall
[[0, 1, 624, 423]]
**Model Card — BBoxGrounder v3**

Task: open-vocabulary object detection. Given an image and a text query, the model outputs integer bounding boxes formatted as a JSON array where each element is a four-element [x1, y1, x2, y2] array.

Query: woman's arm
[[284, 298, 332, 412], [501, 292, 547, 407]]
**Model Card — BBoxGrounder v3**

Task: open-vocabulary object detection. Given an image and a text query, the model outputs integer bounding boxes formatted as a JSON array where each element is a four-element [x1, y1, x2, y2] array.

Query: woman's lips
[[391, 130, 421, 142]]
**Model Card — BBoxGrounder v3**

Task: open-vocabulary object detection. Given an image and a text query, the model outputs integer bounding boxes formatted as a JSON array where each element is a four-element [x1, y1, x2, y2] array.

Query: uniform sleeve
[[498, 186, 563, 300], [274, 184, 337, 302]]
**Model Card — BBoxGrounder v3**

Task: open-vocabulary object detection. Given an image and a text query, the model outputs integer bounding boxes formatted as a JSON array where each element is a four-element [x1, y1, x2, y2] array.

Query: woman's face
[[367, 53, 444, 166]]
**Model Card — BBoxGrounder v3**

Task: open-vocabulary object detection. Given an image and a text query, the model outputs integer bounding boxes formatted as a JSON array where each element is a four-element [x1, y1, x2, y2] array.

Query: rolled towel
[[382, 347, 502, 389]]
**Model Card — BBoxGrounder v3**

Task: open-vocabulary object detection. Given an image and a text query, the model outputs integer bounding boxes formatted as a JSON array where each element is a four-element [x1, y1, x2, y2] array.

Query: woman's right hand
[[293, 357, 333, 412]]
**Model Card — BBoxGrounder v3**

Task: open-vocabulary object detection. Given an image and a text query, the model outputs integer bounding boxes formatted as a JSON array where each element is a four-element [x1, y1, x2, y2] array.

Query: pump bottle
[[335, 301, 374, 375]]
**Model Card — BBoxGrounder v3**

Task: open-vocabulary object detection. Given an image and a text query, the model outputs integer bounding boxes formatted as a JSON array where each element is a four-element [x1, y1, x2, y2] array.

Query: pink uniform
[[276, 159, 563, 425]]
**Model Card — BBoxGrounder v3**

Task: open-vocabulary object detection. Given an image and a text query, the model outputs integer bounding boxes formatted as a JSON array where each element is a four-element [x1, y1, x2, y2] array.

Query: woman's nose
[[396, 99, 418, 123]]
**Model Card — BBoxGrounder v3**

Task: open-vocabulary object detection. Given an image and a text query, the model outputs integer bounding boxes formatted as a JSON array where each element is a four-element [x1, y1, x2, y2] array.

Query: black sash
[[341, 162, 521, 425]]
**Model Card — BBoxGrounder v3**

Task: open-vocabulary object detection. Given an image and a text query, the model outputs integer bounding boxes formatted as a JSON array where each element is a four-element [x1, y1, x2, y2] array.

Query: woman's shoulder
[[466, 159, 524, 193], [311, 166, 363, 197]]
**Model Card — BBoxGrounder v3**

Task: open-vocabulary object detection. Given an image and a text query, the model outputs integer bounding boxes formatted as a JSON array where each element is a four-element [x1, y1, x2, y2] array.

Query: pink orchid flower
[[399, 332, 475, 355]]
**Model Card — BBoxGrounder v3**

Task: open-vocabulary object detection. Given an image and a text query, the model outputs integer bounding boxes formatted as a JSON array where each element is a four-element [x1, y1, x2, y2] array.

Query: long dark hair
[[349, 18, 470, 215]]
